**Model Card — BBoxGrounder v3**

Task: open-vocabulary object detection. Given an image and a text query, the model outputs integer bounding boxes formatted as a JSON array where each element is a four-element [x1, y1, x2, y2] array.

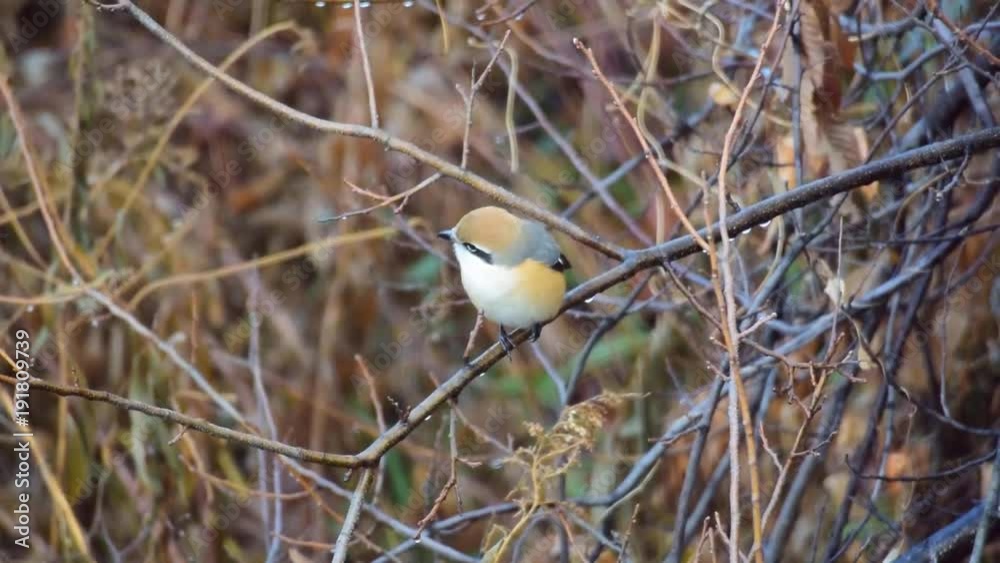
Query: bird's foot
[[529, 323, 542, 343], [499, 326, 514, 360]]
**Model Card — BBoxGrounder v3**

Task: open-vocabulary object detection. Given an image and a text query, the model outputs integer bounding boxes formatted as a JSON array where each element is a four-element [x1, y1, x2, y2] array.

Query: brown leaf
[[775, 133, 796, 188], [825, 0, 856, 11], [798, 77, 826, 178], [799, 3, 841, 112], [708, 81, 738, 107], [826, 121, 862, 171], [824, 275, 845, 305], [814, 256, 836, 282], [829, 12, 856, 71], [858, 345, 876, 371]]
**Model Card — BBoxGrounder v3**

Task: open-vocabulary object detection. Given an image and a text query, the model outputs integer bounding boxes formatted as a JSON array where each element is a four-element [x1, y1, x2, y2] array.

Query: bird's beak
[[437, 229, 453, 241]]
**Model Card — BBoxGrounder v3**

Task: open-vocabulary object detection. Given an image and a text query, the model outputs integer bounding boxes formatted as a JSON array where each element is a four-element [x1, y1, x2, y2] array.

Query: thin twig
[[247, 275, 283, 563], [86, 289, 245, 421], [355, 355, 388, 498], [353, 0, 379, 128], [460, 31, 511, 169], [712, 4, 785, 562], [574, 39, 709, 252], [970, 440, 1000, 562], [463, 312, 485, 362], [0, 75, 82, 281], [926, 0, 1000, 67], [331, 469, 375, 563]]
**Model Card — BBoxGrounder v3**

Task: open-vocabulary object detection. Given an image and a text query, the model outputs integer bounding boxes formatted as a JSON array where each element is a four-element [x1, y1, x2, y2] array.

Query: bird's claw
[[499, 326, 514, 361], [529, 324, 542, 342]]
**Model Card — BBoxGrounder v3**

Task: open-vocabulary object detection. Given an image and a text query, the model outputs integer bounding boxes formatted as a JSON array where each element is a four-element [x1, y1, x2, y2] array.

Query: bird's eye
[[461, 243, 492, 263]]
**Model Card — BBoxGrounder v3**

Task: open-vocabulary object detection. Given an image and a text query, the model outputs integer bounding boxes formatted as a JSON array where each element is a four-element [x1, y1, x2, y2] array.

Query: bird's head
[[437, 206, 523, 266]]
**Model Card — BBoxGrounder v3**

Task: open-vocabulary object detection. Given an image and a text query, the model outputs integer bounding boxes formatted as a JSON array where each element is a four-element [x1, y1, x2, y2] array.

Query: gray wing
[[508, 220, 571, 271]]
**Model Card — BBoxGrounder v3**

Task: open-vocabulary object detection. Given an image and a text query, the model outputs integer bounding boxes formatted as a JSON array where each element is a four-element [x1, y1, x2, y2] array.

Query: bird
[[438, 206, 571, 356]]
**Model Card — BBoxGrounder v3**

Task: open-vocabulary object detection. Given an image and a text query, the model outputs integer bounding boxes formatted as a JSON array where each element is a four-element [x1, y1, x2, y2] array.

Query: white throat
[[453, 243, 531, 327]]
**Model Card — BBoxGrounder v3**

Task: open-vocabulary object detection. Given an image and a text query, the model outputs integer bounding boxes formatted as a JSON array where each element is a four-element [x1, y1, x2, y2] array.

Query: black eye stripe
[[462, 242, 492, 264]]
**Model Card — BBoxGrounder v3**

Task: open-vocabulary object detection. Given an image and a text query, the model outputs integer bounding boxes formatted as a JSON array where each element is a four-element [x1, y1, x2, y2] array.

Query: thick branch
[[0, 375, 359, 467], [893, 502, 1000, 563], [630, 127, 1000, 269]]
